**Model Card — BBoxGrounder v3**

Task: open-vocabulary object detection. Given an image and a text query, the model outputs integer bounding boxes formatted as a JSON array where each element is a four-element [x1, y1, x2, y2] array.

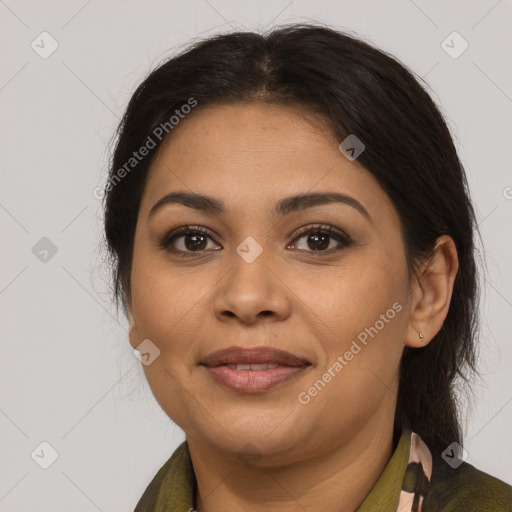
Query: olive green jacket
[[133, 429, 512, 511]]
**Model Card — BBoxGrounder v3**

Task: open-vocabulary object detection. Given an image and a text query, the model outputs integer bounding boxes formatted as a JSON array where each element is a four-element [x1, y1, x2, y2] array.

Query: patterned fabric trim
[[397, 432, 433, 512]]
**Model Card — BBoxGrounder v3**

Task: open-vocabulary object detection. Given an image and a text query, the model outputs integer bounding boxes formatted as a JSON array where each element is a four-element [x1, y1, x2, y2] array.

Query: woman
[[102, 24, 512, 511]]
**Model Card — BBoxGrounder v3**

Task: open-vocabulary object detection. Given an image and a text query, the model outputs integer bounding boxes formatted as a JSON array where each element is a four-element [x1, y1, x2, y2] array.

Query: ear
[[405, 235, 459, 348]]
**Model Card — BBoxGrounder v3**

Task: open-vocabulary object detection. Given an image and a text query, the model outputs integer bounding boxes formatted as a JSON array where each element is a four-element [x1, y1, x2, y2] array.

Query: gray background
[[1, 0, 511, 510]]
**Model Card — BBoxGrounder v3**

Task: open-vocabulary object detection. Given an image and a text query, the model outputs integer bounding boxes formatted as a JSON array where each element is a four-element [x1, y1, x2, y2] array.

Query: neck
[[189, 414, 397, 512]]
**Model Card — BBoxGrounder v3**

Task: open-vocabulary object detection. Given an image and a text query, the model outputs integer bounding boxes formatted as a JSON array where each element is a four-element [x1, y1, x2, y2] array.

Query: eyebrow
[[148, 191, 372, 223]]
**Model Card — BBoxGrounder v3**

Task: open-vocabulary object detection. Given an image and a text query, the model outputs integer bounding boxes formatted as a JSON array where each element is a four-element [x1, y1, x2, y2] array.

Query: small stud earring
[[419, 331, 425, 342]]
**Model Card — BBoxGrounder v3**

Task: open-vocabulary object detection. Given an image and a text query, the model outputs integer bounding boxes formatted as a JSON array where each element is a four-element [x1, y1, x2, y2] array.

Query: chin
[[189, 410, 303, 455]]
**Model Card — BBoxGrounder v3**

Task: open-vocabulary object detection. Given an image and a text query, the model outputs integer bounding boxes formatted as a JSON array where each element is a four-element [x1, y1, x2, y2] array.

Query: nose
[[212, 250, 292, 325]]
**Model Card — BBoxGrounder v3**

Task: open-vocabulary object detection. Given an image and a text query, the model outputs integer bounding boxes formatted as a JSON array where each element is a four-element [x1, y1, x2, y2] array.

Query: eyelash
[[158, 224, 353, 257]]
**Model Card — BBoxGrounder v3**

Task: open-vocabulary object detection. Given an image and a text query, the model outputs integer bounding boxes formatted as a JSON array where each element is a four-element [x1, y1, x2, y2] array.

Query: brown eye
[[159, 223, 352, 257], [159, 226, 221, 255], [288, 225, 352, 253]]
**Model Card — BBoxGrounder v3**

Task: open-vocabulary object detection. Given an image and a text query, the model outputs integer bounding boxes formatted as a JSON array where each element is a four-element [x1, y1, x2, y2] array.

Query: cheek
[[130, 243, 209, 343], [296, 267, 406, 435], [295, 252, 409, 417], [300, 249, 407, 349], [130, 251, 209, 428]]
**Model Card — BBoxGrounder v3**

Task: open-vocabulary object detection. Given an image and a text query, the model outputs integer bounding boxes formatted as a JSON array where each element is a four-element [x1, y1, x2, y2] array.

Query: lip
[[200, 346, 311, 393], [201, 346, 309, 367]]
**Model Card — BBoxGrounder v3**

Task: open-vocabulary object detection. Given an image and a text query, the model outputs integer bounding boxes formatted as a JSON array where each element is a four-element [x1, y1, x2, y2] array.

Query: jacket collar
[[134, 428, 433, 512]]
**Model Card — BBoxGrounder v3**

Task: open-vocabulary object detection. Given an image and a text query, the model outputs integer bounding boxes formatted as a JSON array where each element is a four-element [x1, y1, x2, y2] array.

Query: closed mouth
[[200, 345, 310, 368]]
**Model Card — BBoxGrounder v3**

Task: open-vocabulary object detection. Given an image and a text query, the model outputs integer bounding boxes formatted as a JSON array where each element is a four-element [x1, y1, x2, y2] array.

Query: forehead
[[140, 102, 396, 224], [153, 102, 338, 166]]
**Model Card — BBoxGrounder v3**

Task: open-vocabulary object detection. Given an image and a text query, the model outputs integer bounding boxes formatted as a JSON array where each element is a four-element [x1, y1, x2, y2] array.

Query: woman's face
[[128, 102, 416, 464]]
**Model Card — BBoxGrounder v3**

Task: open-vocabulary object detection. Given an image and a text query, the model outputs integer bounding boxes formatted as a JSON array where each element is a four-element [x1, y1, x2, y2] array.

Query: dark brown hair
[[102, 23, 482, 455]]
